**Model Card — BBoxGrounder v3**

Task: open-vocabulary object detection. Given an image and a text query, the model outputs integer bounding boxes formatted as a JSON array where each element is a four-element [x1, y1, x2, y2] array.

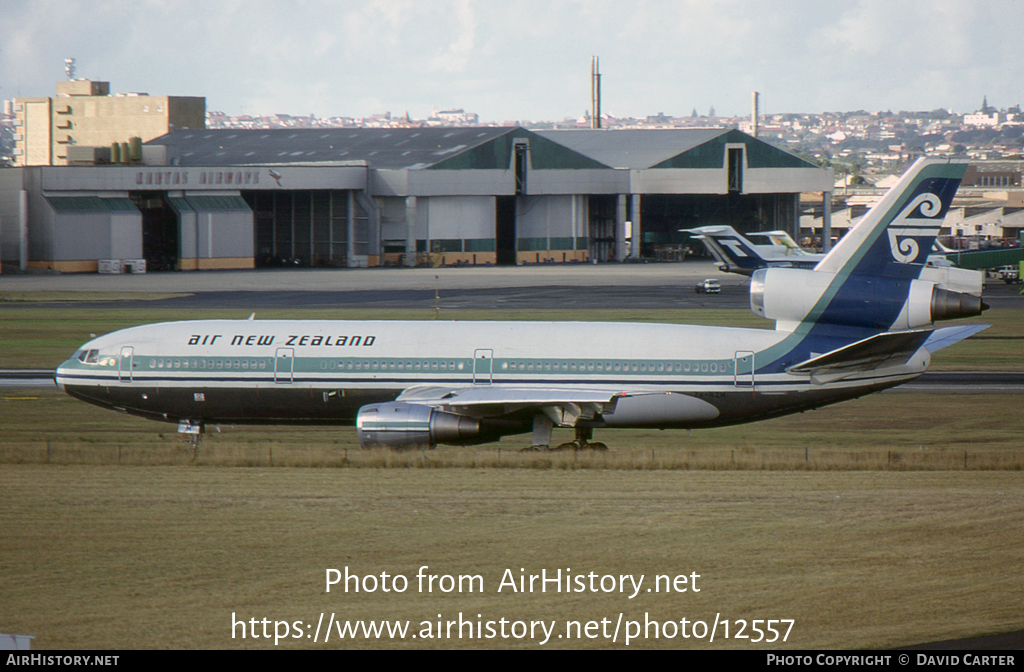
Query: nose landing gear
[[177, 420, 204, 461]]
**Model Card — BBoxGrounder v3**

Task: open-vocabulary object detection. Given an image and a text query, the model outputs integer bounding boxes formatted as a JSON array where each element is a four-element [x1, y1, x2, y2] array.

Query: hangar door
[[495, 196, 516, 266], [130, 192, 179, 272], [244, 190, 369, 267]]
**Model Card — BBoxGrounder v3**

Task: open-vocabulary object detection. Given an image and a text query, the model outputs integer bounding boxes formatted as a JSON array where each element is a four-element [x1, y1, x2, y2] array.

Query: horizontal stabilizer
[[922, 324, 989, 353], [787, 330, 933, 375]]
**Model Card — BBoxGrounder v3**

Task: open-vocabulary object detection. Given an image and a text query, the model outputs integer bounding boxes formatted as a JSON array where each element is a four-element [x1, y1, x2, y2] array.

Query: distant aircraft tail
[[685, 225, 769, 275]]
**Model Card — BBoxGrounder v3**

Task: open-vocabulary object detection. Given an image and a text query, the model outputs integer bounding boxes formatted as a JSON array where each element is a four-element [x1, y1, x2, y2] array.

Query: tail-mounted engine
[[750, 267, 985, 331], [356, 402, 482, 449]]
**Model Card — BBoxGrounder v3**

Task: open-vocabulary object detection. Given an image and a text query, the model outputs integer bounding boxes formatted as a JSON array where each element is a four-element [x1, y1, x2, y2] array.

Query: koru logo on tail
[[887, 192, 942, 264]]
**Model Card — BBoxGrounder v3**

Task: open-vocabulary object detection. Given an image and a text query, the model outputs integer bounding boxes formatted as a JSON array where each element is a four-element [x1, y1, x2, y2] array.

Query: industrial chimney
[[751, 91, 760, 138], [591, 57, 601, 130]]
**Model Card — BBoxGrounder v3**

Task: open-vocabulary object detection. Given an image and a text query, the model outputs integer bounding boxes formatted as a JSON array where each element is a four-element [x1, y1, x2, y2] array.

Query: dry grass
[[2, 392, 1021, 649], [0, 466, 1020, 649], [4, 441, 1024, 473], [0, 291, 191, 303]]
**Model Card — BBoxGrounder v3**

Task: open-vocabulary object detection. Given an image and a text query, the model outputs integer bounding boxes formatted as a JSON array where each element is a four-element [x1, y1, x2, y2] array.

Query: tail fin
[[747, 230, 807, 255], [752, 159, 979, 334], [686, 225, 768, 275], [815, 158, 968, 279]]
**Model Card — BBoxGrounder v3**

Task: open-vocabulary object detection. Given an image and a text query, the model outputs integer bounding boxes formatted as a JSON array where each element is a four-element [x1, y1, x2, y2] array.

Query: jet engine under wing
[[786, 330, 934, 377], [358, 387, 630, 448]]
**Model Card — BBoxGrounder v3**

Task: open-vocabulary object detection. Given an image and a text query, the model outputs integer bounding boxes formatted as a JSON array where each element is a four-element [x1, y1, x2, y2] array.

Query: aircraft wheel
[[587, 442, 609, 451], [554, 442, 578, 452]]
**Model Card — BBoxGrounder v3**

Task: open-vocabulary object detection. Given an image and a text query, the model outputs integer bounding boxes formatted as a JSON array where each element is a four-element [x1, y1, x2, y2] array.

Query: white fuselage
[[56, 318, 927, 434]]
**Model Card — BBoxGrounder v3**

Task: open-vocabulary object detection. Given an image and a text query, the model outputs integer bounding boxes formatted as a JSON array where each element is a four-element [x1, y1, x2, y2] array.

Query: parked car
[[695, 279, 721, 294], [997, 266, 1020, 284]]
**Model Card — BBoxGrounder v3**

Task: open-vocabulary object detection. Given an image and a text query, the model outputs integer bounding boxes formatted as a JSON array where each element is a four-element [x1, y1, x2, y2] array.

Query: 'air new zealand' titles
[[56, 159, 987, 451]]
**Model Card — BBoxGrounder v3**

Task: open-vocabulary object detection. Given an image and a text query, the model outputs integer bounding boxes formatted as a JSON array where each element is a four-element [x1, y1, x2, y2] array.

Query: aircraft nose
[[54, 358, 75, 392]]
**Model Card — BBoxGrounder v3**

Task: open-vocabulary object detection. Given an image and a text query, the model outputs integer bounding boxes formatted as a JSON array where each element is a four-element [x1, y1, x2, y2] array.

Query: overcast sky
[[2, 0, 1021, 121]]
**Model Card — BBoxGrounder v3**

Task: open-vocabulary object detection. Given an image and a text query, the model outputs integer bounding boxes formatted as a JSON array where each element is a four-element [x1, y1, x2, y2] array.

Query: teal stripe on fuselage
[[65, 354, 751, 379]]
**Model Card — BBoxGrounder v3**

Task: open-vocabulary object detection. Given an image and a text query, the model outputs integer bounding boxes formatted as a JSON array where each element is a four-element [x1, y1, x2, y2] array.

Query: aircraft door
[[473, 349, 493, 384], [275, 348, 294, 384], [734, 350, 755, 390], [119, 346, 134, 383]]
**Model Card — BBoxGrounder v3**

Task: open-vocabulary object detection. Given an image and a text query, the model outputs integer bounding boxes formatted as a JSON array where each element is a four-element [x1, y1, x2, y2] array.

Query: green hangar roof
[[148, 127, 609, 171], [535, 128, 816, 170], [148, 127, 817, 172], [142, 126, 832, 196], [427, 128, 609, 170]]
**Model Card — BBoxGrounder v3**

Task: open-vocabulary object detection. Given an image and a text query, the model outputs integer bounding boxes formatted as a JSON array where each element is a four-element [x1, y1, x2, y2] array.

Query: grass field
[[0, 291, 191, 303], [1, 466, 1021, 649]]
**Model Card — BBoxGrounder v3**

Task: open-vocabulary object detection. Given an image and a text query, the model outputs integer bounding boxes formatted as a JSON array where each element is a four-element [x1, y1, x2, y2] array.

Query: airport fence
[[2, 441, 1022, 471]]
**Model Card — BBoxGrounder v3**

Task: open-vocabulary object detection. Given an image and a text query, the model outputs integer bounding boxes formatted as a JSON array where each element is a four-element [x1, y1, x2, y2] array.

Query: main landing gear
[[522, 418, 608, 452], [555, 426, 609, 452]]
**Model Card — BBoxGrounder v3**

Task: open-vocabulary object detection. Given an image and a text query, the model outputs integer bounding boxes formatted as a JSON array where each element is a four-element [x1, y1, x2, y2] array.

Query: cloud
[[816, 0, 977, 67], [1, 0, 1022, 119], [427, 0, 477, 73]]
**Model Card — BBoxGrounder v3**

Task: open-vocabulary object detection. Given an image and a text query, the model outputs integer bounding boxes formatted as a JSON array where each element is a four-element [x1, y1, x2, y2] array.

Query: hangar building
[[0, 127, 832, 272]]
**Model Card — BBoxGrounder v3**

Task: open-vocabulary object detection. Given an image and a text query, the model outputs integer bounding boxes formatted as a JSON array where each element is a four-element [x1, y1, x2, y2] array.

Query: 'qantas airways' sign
[[135, 170, 263, 187]]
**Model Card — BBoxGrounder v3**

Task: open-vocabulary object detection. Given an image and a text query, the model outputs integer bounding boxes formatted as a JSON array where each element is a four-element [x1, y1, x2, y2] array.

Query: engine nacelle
[[751, 268, 984, 331], [750, 268, 835, 328], [356, 402, 481, 449], [919, 265, 984, 297]]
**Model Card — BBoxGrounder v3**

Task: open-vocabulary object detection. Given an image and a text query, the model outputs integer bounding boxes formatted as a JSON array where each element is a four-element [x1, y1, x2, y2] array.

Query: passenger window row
[[137, 357, 728, 374], [502, 360, 728, 374], [323, 360, 463, 371], [149, 359, 268, 370]]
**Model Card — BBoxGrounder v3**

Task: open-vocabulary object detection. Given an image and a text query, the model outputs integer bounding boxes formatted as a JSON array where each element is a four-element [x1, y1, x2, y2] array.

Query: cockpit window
[[75, 350, 86, 362], [83, 350, 99, 364]]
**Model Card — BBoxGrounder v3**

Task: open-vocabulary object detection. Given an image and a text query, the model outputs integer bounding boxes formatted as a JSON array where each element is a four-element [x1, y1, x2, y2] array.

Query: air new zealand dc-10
[[56, 159, 988, 451]]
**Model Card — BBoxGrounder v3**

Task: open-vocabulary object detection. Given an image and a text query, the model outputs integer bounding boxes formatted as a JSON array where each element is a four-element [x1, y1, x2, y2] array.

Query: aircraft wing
[[396, 385, 625, 425], [786, 330, 934, 376], [398, 385, 624, 406]]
